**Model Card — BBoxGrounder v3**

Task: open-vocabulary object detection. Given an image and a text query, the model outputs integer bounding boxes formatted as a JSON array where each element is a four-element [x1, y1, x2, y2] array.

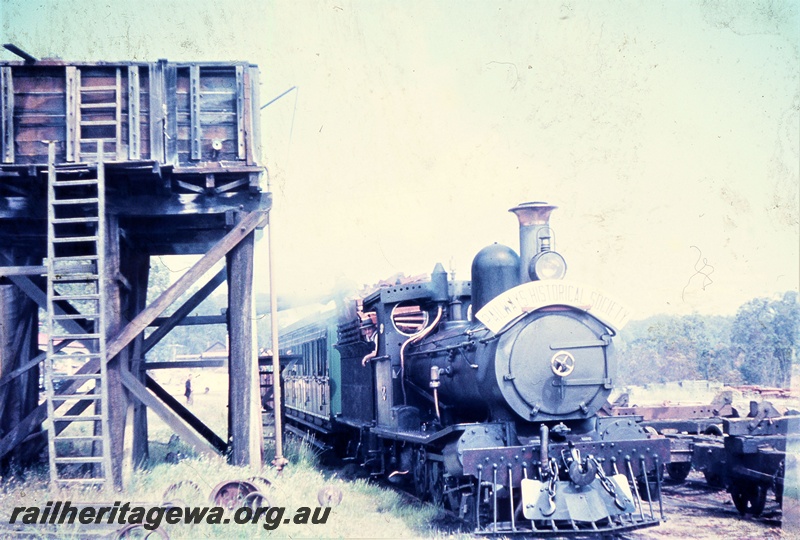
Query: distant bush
[[617, 291, 798, 388]]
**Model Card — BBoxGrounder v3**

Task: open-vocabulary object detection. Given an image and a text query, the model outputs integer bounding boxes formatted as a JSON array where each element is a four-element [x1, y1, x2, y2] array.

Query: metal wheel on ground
[[667, 462, 692, 483], [730, 481, 768, 516]]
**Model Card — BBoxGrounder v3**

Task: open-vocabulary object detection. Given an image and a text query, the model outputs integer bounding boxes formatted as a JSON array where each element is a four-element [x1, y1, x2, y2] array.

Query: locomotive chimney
[[509, 202, 558, 283]]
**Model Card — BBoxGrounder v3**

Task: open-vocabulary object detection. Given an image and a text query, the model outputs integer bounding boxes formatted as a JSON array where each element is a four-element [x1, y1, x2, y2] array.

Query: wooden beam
[[227, 230, 260, 466], [104, 214, 127, 489], [119, 370, 216, 457], [148, 314, 226, 327], [7, 275, 92, 335], [0, 265, 45, 277], [0, 358, 101, 460], [107, 211, 265, 361], [142, 268, 226, 354], [143, 359, 225, 370], [144, 375, 226, 453], [128, 253, 150, 467], [0, 339, 73, 390], [0, 404, 45, 460]]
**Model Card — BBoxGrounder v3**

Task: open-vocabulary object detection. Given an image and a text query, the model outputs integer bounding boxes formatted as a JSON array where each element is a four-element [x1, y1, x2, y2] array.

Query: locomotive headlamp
[[529, 250, 567, 280]]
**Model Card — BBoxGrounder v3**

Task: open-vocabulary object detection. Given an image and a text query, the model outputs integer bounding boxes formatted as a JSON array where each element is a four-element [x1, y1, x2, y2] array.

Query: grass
[[0, 434, 457, 539], [0, 370, 466, 538]]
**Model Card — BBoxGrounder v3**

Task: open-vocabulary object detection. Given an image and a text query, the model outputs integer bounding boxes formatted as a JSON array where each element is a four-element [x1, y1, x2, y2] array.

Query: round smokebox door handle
[[550, 351, 575, 377]]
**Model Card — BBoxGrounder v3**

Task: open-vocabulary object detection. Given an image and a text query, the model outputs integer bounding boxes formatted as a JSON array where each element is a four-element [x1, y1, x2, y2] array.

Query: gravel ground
[[624, 471, 790, 540]]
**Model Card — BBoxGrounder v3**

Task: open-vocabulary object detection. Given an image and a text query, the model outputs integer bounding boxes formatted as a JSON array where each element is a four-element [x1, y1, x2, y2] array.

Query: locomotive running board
[[369, 423, 479, 445]]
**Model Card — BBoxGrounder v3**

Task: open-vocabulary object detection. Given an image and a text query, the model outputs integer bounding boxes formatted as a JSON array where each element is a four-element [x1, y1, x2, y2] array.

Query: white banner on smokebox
[[475, 280, 632, 334]]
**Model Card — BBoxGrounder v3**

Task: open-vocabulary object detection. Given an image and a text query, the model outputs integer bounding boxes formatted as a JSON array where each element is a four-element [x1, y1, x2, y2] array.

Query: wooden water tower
[[0, 54, 270, 487]]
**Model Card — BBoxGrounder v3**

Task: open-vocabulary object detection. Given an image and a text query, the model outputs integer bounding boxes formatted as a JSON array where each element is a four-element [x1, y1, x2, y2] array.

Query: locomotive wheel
[[667, 462, 692, 483], [427, 461, 445, 507], [704, 469, 725, 489], [730, 482, 768, 517], [412, 448, 429, 500]]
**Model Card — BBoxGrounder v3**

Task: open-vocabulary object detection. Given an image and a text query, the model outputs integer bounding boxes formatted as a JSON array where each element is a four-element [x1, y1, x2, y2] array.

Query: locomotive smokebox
[[509, 202, 559, 283]]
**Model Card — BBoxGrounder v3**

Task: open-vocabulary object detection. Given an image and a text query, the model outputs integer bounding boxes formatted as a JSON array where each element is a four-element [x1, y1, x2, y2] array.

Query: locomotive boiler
[[279, 202, 670, 536]]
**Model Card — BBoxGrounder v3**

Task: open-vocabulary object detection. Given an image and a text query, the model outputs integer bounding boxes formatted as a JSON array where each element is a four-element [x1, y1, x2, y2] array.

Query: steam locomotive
[[277, 203, 670, 535]]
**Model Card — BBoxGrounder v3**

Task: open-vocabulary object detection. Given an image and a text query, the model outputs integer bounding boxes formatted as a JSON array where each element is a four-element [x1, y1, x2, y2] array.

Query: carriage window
[[391, 302, 429, 336]]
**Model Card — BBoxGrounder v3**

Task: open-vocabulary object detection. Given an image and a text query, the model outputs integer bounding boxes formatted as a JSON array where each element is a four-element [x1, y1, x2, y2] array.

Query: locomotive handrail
[[552, 377, 613, 387], [548, 337, 610, 349]]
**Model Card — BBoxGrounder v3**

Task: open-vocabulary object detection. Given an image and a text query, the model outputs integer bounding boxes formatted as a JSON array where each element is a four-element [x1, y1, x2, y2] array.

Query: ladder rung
[[52, 371, 101, 378], [50, 333, 101, 340], [80, 102, 117, 109], [53, 435, 104, 442], [52, 394, 101, 401], [53, 294, 99, 300], [52, 236, 99, 243], [52, 179, 98, 187], [54, 163, 97, 171], [54, 169, 92, 176], [56, 478, 106, 485], [52, 198, 99, 205], [53, 313, 100, 320], [51, 274, 99, 282], [53, 415, 103, 422], [81, 85, 118, 92], [52, 255, 98, 261], [80, 120, 117, 126], [54, 456, 105, 464], [52, 217, 99, 224]]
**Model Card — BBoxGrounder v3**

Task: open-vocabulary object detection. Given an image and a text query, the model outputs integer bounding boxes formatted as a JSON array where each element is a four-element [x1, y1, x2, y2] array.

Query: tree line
[[616, 291, 799, 388]]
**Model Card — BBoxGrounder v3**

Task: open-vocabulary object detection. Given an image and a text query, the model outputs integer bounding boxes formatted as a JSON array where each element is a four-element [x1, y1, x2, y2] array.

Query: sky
[[1, 0, 798, 319]]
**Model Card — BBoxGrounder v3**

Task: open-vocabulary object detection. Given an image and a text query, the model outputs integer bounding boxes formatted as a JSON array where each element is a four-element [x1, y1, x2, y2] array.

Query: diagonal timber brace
[[120, 370, 216, 457], [107, 210, 266, 359], [0, 211, 267, 460], [142, 267, 226, 354]]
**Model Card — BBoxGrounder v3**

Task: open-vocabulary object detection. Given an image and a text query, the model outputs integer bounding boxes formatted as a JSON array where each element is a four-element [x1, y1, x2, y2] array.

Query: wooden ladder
[[44, 141, 112, 487], [73, 67, 122, 162]]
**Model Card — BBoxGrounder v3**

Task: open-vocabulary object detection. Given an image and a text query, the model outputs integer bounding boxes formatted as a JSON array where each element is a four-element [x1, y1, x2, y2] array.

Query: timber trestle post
[[0, 58, 271, 487]]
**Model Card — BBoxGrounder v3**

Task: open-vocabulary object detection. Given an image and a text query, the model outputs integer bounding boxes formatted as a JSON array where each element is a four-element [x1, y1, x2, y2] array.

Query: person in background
[[184, 375, 193, 405]]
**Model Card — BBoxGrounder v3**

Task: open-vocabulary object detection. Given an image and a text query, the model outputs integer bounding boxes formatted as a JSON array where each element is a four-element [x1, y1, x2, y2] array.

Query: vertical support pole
[[65, 66, 78, 162], [148, 62, 165, 163], [268, 213, 287, 469], [127, 66, 140, 160], [115, 68, 123, 161], [105, 214, 127, 488], [0, 261, 39, 471], [190, 64, 202, 161], [248, 66, 261, 166], [164, 63, 178, 165], [1, 66, 14, 164], [235, 65, 246, 161], [129, 253, 150, 467], [226, 218, 260, 466]]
